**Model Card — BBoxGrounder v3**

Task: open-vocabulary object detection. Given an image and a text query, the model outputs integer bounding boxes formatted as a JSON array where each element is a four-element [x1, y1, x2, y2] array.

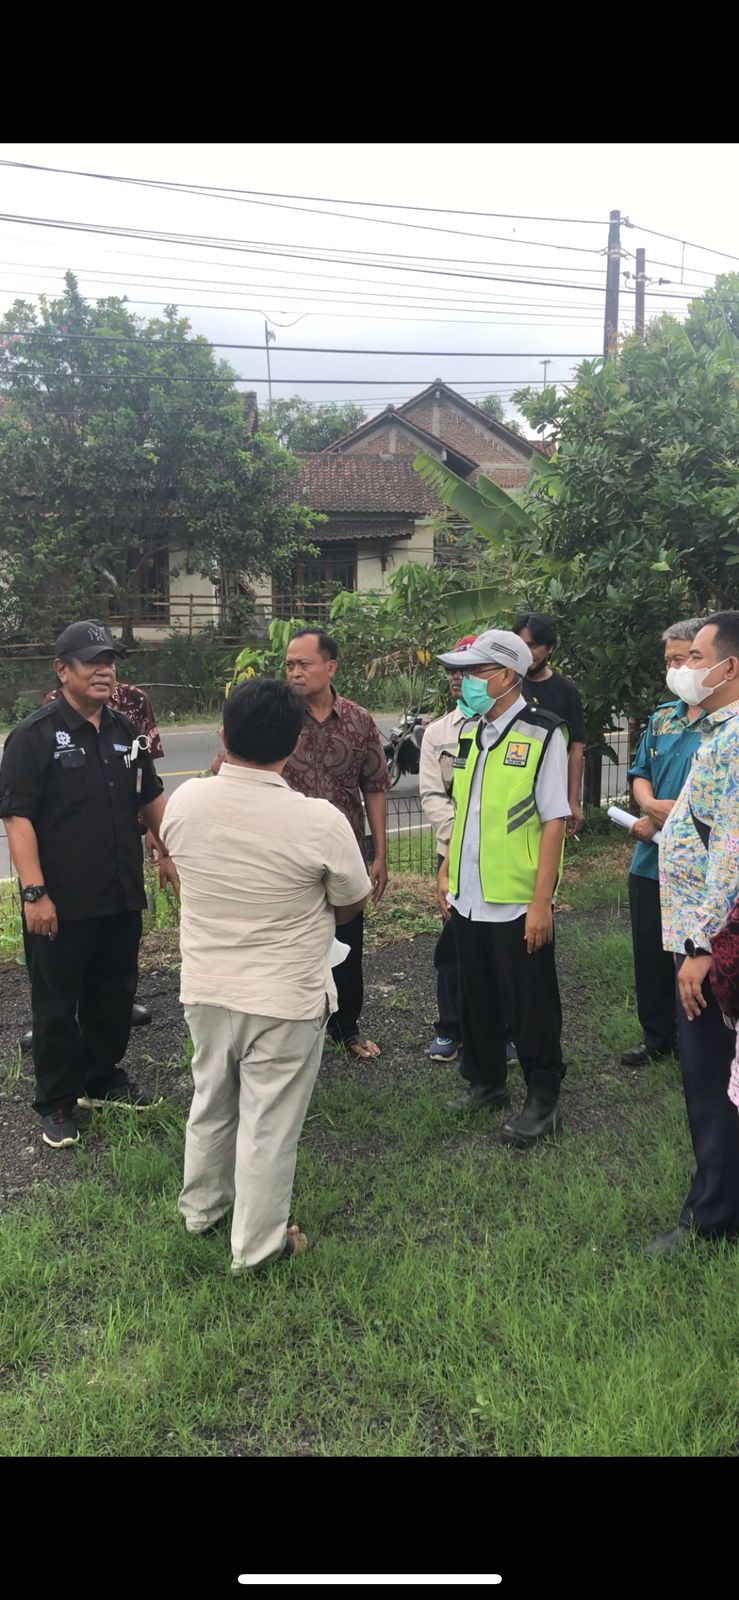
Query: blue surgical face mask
[[458, 670, 508, 718]]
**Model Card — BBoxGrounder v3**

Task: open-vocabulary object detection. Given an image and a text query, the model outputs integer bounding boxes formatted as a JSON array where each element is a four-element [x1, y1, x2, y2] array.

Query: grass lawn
[[1, 829, 738, 1458]]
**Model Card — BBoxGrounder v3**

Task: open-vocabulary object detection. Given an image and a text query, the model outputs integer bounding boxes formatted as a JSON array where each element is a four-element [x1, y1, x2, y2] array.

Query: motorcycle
[[383, 707, 431, 788]]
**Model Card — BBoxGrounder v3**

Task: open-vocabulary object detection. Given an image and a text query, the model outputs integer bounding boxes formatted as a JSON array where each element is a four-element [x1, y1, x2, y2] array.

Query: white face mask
[[669, 658, 728, 706], [665, 666, 683, 696]]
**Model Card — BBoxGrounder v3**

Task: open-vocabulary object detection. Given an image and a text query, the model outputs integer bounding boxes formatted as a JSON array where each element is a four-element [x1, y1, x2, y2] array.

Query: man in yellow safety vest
[[437, 629, 571, 1147]]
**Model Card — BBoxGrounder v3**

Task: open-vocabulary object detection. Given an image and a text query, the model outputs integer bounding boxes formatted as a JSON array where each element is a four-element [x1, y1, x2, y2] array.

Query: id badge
[[136, 767, 143, 796]]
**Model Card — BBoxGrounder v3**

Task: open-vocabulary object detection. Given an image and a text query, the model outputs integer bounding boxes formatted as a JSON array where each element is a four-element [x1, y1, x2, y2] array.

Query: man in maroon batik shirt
[[284, 628, 390, 1060]]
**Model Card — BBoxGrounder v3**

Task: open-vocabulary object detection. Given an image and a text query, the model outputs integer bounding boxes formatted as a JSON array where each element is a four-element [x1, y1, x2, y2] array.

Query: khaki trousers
[[179, 1004, 326, 1270]]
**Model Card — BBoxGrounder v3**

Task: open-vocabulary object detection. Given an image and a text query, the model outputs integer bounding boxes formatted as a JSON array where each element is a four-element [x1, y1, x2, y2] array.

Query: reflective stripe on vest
[[448, 710, 566, 904]]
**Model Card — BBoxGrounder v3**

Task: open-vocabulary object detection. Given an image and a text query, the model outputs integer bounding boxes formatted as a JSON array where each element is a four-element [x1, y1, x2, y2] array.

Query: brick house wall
[[339, 422, 424, 458], [401, 395, 531, 488]]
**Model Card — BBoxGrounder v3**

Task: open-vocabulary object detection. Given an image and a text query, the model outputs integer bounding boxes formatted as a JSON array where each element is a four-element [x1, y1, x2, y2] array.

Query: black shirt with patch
[[524, 670, 586, 745], [0, 697, 164, 921]]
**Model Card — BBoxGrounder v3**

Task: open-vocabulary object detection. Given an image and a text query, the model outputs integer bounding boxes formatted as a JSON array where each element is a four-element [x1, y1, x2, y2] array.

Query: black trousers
[[628, 873, 678, 1055], [327, 911, 364, 1044], [434, 914, 461, 1041], [453, 909, 563, 1089], [433, 853, 460, 1041], [27, 911, 142, 1117], [675, 957, 739, 1238]]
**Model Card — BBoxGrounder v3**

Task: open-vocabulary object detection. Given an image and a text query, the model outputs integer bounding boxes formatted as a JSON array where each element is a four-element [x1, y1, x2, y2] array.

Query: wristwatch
[[684, 938, 710, 958], [21, 884, 48, 903]]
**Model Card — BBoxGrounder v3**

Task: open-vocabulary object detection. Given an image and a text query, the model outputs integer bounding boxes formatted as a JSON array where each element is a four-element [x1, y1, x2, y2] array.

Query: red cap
[[452, 634, 478, 653]]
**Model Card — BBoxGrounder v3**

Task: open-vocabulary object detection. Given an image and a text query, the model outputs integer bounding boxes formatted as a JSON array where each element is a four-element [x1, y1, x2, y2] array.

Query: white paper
[[607, 805, 661, 843], [329, 938, 351, 968]]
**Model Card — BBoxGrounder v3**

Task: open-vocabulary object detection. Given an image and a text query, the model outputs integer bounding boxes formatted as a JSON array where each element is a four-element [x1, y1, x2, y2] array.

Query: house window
[[273, 544, 356, 621], [96, 546, 171, 626], [132, 546, 170, 623]]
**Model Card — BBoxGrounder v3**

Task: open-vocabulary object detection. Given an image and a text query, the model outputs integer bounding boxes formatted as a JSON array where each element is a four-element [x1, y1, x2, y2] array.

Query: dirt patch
[[0, 960, 190, 1208], [0, 908, 646, 1208]]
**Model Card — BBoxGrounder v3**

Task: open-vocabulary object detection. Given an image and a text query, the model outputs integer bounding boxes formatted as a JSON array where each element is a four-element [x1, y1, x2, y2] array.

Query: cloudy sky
[[0, 141, 736, 430]]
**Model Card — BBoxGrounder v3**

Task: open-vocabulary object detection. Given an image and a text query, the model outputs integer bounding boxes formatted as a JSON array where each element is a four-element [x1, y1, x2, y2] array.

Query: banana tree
[[412, 451, 565, 630]]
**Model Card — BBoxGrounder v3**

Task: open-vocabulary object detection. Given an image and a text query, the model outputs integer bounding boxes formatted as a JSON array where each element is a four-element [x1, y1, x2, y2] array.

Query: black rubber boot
[[447, 1082, 511, 1112], [501, 1069, 561, 1148]]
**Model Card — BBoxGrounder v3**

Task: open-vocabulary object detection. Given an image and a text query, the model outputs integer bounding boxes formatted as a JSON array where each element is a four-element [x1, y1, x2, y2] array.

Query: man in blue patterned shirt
[[651, 611, 739, 1253]]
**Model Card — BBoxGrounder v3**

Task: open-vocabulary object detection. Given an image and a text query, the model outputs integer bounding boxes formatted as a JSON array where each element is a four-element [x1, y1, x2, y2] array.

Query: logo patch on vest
[[504, 741, 531, 768]]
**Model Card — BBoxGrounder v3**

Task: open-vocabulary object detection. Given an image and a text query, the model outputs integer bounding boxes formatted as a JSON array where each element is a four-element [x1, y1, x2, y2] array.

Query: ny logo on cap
[[87, 624, 106, 643]]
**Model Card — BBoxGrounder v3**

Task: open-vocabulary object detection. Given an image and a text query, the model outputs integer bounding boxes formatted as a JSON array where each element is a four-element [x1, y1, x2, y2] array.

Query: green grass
[[3, 820, 738, 1456], [386, 825, 437, 876], [2, 1068, 738, 1458]]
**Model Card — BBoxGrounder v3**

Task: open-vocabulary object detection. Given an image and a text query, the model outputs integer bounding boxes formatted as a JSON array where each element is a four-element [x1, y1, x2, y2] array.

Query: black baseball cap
[[53, 619, 127, 662]]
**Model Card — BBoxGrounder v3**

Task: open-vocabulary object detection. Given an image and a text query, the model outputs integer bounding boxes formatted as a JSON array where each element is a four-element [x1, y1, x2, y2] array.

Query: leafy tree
[[477, 393, 506, 421], [227, 563, 469, 714], [685, 271, 739, 347], [415, 302, 739, 743], [477, 394, 526, 437], [262, 396, 367, 452], [0, 275, 320, 641]]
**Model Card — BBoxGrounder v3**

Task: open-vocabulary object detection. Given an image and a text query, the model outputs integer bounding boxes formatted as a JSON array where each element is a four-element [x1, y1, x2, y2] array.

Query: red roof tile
[[317, 518, 415, 542], [283, 455, 439, 514]]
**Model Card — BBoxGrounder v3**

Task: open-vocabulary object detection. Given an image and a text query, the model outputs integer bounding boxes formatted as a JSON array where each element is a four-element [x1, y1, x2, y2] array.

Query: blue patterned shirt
[[628, 700, 705, 881], [659, 700, 739, 953]]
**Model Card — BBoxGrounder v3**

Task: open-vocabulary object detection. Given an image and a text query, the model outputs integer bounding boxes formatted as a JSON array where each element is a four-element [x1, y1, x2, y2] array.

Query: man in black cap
[[0, 620, 178, 1149]]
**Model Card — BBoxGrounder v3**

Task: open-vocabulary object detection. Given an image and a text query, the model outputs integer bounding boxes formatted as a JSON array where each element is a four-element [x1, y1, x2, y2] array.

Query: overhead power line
[[3, 332, 598, 356], [626, 220, 739, 266], [0, 374, 575, 386], [0, 293, 604, 331], [0, 214, 700, 301], [0, 160, 608, 248]]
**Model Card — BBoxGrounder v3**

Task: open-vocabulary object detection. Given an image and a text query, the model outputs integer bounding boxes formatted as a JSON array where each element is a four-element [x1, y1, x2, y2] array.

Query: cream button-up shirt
[[161, 763, 371, 1019]]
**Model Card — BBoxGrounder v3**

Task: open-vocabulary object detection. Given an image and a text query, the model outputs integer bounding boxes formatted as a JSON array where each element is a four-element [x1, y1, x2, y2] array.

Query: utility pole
[[634, 247, 646, 339], [540, 358, 551, 387], [264, 320, 276, 410], [603, 209, 621, 357]]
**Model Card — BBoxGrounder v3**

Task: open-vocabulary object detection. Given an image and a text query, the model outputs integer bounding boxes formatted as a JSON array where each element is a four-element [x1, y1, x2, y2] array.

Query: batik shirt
[[659, 701, 739, 953], [282, 690, 389, 859]]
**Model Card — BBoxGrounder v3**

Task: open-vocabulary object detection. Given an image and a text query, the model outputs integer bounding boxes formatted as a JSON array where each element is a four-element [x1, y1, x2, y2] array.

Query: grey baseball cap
[[438, 627, 533, 675]]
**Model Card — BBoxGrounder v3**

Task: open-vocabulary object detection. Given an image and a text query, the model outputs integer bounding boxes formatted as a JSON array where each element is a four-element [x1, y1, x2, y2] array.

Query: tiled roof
[[317, 518, 415, 542], [283, 455, 439, 514]]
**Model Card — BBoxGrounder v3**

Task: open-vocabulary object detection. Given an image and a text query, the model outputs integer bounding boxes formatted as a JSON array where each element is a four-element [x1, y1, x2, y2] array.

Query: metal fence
[[372, 720, 637, 877]]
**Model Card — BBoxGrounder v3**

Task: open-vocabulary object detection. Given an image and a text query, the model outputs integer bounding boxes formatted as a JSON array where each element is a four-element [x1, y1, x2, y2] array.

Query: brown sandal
[[281, 1224, 309, 1258]]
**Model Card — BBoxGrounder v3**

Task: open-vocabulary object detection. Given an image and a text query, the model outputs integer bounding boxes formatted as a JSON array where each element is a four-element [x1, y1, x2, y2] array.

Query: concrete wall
[[252, 523, 435, 616], [132, 550, 219, 640]]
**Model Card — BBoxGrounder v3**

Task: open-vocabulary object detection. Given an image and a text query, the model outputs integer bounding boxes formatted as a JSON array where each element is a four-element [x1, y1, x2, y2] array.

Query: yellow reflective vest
[[448, 707, 568, 904]]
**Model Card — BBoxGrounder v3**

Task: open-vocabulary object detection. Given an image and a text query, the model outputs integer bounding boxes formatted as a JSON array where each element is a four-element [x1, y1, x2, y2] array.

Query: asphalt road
[[0, 716, 631, 881], [0, 716, 421, 880]]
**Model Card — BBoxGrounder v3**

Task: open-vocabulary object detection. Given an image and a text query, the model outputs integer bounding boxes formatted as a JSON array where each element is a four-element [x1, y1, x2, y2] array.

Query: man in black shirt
[[513, 614, 586, 835], [0, 621, 177, 1149]]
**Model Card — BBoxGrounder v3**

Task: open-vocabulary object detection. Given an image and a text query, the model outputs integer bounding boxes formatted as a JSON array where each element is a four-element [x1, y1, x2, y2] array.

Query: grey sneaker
[[78, 1081, 162, 1110], [42, 1108, 80, 1149]]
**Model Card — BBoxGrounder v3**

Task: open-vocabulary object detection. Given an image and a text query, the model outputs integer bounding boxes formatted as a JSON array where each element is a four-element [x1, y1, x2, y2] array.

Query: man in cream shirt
[[161, 677, 370, 1272], [419, 635, 478, 1062]]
